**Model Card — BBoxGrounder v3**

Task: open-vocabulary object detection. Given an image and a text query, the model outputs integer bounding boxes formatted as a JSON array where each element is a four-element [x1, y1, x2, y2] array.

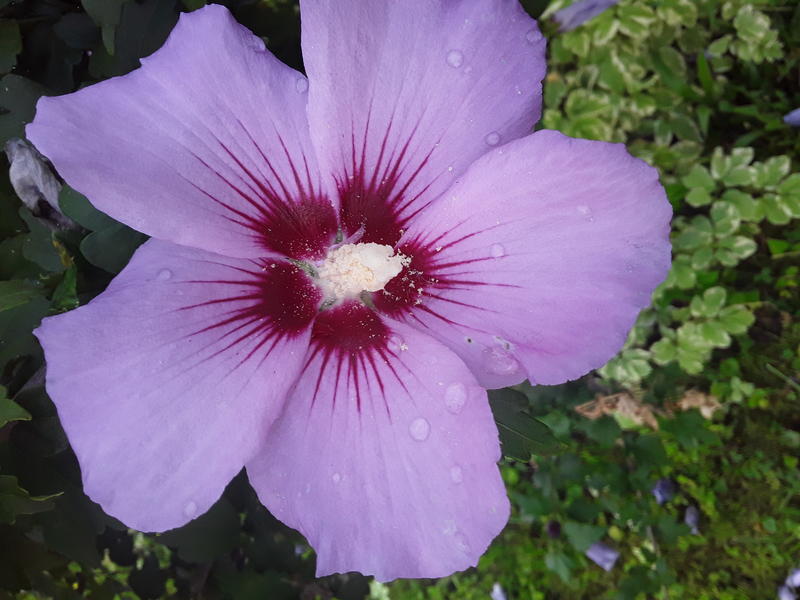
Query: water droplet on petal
[[446, 49, 464, 68], [526, 28, 542, 44], [295, 77, 309, 93], [387, 335, 403, 351], [444, 383, 467, 414], [409, 417, 431, 441], [490, 243, 505, 258], [332, 472, 341, 484], [577, 204, 594, 222], [454, 532, 471, 552], [483, 346, 520, 376], [447, 165, 454, 173], [485, 131, 501, 146], [450, 465, 464, 484], [156, 268, 172, 281], [184, 501, 197, 518]]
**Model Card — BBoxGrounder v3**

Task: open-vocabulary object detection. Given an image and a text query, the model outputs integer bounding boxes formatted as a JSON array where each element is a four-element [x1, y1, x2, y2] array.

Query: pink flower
[[27, 2, 671, 581]]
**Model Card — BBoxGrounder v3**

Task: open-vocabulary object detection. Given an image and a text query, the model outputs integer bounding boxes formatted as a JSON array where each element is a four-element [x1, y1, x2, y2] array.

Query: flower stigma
[[316, 243, 409, 301]]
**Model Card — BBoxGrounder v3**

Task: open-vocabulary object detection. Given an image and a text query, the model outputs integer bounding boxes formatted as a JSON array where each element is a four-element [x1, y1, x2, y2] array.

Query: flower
[[779, 586, 797, 600], [651, 478, 676, 505], [27, 1, 671, 581], [585, 542, 620, 571], [783, 108, 800, 127], [685, 505, 701, 535], [552, 0, 619, 32]]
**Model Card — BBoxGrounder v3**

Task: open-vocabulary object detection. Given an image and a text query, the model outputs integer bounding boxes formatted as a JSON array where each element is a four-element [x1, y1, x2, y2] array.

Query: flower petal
[[398, 130, 672, 387], [36, 240, 319, 531], [301, 0, 546, 245], [27, 5, 336, 260], [246, 304, 508, 581]]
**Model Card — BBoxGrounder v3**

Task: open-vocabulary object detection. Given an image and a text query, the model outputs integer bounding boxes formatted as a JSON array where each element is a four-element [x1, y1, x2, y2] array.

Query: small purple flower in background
[[787, 568, 800, 589], [685, 506, 701, 535], [585, 542, 620, 571], [783, 108, 800, 127], [491, 582, 507, 600], [779, 586, 797, 600], [553, 0, 620, 32], [652, 478, 676, 505], [27, 1, 671, 581]]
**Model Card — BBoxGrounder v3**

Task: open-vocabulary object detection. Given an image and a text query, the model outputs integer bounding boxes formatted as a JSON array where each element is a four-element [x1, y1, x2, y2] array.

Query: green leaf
[[545, 550, 575, 582], [563, 522, 606, 553], [157, 498, 240, 563], [50, 266, 79, 313], [650, 338, 676, 365], [0, 20, 22, 74], [0, 75, 46, 144], [59, 186, 117, 231], [690, 286, 726, 318], [710, 202, 740, 236], [0, 386, 31, 427], [19, 209, 66, 273], [753, 156, 791, 188], [718, 305, 755, 335], [763, 194, 793, 225], [700, 321, 731, 348], [685, 188, 712, 207], [716, 235, 757, 266], [489, 389, 563, 460], [722, 189, 761, 221], [681, 165, 715, 191], [80, 223, 147, 273], [0, 279, 43, 312], [0, 475, 58, 524], [81, 0, 131, 54]]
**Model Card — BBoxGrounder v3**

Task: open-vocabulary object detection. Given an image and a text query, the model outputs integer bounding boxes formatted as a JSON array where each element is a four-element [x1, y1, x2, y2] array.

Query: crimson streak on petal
[[176, 260, 322, 375], [336, 114, 438, 247], [306, 301, 405, 415]]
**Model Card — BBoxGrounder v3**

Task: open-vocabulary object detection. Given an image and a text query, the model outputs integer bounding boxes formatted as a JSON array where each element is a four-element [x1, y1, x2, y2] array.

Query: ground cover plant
[[0, 0, 798, 599]]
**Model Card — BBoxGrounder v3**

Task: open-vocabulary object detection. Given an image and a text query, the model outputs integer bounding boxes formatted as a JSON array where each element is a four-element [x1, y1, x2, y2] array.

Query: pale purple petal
[[787, 569, 800, 588], [36, 240, 319, 531], [246, 306, 508, 581], [585, 542, 619, 571], [396, 130, 671, 387], [553, 0, 619, 32], [28, 5, 335, 260], [784, 108, 800, 127], [652, 478, 675, 505], [685, 505, 700, 534], [491, 583, 507, 600], [779, 586, 797, 600], [300, 0, 546, 246]]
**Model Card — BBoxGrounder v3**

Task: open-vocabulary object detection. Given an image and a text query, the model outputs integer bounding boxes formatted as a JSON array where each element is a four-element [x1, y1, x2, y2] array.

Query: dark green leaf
[[489, 389, 564, 460], [80, 223, 146, 273], [0, 475, 58, 524]]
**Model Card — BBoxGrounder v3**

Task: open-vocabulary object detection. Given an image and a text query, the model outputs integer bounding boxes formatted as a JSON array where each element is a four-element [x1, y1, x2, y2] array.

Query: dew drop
[[409, 417, 431, 441], [447, 165, 454, 173], [156, 268, 172, 281], [444, 383, 467, 414], [450, 465, 464, 484], [387, 335, 403, 352], [446, 49, 464, 68], [295, 77, 309, 93], [526, 28, 542, 44], [483, 346, 520, 376], [332, 472, 341, 484], [485, 131, 501, 146], [183, 501, 198, 518], [490, 243, 505, 258]]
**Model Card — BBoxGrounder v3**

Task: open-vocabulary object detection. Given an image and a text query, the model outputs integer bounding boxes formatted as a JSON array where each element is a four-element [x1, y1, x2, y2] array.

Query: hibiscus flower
[[27, 1, 671, 581]]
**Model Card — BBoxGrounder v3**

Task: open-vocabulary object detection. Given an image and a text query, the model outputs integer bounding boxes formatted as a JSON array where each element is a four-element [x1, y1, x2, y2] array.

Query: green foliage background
[[0, 0, 798, 598]]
